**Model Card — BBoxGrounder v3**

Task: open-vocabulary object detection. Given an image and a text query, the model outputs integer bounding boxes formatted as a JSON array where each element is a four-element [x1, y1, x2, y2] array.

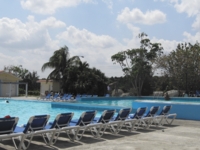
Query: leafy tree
[[4, 65, 29, 80], [111, 33, 163, 96], [42, 46, 108, 95], [65, 61, 107, 96], [4, 65, 40, 91], [41, 45, 81, 88], [156, 42, 200, 92], [24, 71, 40, 90]]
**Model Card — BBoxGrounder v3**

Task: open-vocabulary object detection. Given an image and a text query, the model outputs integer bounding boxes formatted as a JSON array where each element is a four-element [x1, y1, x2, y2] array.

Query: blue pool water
[[2, 96, 200, 124], [0, 99, 105, 125]]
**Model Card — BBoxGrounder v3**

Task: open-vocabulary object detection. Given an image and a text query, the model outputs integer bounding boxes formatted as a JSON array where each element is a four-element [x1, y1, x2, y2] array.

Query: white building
[[0, 71, 21, 97], [37, 79, 61, 95]]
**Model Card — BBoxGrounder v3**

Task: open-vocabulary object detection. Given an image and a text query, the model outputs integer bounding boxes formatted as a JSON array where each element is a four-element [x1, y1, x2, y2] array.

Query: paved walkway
[[0, 119, 200, 150]]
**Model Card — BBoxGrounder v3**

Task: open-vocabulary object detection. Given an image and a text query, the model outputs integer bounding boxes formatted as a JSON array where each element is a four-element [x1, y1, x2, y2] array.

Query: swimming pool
[[0, 99, 106, 125], [2, 96, 200, 124]]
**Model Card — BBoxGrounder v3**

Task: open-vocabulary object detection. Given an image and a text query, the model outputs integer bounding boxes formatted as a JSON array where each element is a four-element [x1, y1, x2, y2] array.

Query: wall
[[40, 82, 52, 94], [52, 81, 60, 92], [0, 72, 19, 97]]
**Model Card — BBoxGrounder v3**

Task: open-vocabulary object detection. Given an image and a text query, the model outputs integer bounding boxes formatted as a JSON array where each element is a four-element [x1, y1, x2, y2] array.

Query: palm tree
[[41, 45, 81, 89], [27, 71, 40, 90], [66, 61, 90, 94], [90, 67, 108, 96]]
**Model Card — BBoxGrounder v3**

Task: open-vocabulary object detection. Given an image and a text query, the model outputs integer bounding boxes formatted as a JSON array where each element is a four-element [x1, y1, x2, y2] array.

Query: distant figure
[[164, 92, 170, 100], [6, 100, 9, 103], [184, 91, 188, 97]]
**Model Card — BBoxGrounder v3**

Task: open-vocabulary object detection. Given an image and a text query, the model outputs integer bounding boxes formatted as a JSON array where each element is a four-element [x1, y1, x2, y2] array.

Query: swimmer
[[6, 100, 9, 103]]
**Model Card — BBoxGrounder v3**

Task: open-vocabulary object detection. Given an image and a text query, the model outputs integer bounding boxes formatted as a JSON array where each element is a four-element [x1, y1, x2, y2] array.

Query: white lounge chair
[[14, 115, 56, 150], [0, 117, 24, 150], [45, 112, 80, 144], [128, 107, 153, 129], [70, 110, 102, 140], [154, 105, 177, 126]]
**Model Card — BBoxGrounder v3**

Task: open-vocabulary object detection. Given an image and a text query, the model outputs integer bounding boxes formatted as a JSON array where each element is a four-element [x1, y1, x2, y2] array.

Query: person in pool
[[6, 100, 9, 103]]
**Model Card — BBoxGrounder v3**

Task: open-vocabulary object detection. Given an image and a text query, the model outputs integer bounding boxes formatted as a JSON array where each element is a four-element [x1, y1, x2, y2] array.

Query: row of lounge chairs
[[0, 105, 176, 150], [42, 93, 99, 101]]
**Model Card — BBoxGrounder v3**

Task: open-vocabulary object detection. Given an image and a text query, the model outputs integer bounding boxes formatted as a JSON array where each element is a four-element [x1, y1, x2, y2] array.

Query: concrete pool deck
[[1, 96, 200, 150], [0, 119, 200, 150]]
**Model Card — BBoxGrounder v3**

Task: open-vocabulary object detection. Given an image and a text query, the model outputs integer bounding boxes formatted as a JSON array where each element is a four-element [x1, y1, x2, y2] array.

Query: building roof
[[0, 70, 21, 80], [37, 79, 54, 83]]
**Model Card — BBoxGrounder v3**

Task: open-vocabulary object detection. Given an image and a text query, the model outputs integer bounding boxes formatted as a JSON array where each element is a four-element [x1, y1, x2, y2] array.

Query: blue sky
[[0, 0, 199, 78]]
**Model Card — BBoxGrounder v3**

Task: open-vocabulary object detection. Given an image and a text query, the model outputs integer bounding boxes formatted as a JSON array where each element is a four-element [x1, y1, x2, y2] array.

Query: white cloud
[[40, 17, 66, 28], [154, 0, 200, 17], [102, 0, 113, 9], [57, 26, 119, 49], [192, 14, 200, 31], [117, 7, 166, 25], [0, 16, 65, 49], [0, 16, 67, 78], [122, 24, 141, 49], [172, 0, 200, 17], [151, 37, 180, 54], [56, 25, 125, 77], [154, 0, 200, 44], [20, 0, 96, 15], [183, 32, 200, 44]]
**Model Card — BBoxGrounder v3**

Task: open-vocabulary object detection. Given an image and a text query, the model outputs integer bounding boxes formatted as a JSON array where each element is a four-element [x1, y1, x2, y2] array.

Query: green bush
[[19, 88, 25, 94], [28, 91, 40, 96]]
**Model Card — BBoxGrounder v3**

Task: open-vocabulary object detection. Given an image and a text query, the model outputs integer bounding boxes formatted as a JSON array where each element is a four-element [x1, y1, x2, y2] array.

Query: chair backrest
[[159, 105, 172, 115], [145, 106, 160, 117], [50, 113, 74, 129], [114, 108, 132, 121], [131, 107, 147, 119], [105, 94, 110, 97], [53, 94, 59, 98], [66, 95, 72, 99], [23, 115, 50, 133], [76, 111, 97, 126], [0, 117, 19, 134], [46, 93, 51, 98], [97, 109, 116, 123]]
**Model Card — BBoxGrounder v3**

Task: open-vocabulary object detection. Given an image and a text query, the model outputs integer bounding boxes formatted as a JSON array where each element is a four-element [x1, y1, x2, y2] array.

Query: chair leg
[[124, 119, 138, 132], [61, 126, 80, 141], [20, 134, 34, 150], [153, 115, 165, 126], [165, 114, 177, 125]]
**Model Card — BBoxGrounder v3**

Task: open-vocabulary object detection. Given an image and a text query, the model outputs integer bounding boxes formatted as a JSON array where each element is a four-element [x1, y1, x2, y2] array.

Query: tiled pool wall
[[51, 102, 124, 112], [80, 96, 200, 102], [139, 96, 200, 102]]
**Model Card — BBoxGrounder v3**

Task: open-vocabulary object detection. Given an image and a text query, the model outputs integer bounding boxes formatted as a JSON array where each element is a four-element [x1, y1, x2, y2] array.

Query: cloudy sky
[[0, 0, 199, 78]]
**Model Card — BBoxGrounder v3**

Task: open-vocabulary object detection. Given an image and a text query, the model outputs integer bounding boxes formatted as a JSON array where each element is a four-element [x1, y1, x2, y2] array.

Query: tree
[[4, 65, 29, 80], [41, 45, 81, 88], [42, 45, 108, 95], [65, 61, 108, 96], [25, 71, 40, 90], [156, 42, 200, 92], [111, 33, 163, 96], [4, 65, 40, 91]]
